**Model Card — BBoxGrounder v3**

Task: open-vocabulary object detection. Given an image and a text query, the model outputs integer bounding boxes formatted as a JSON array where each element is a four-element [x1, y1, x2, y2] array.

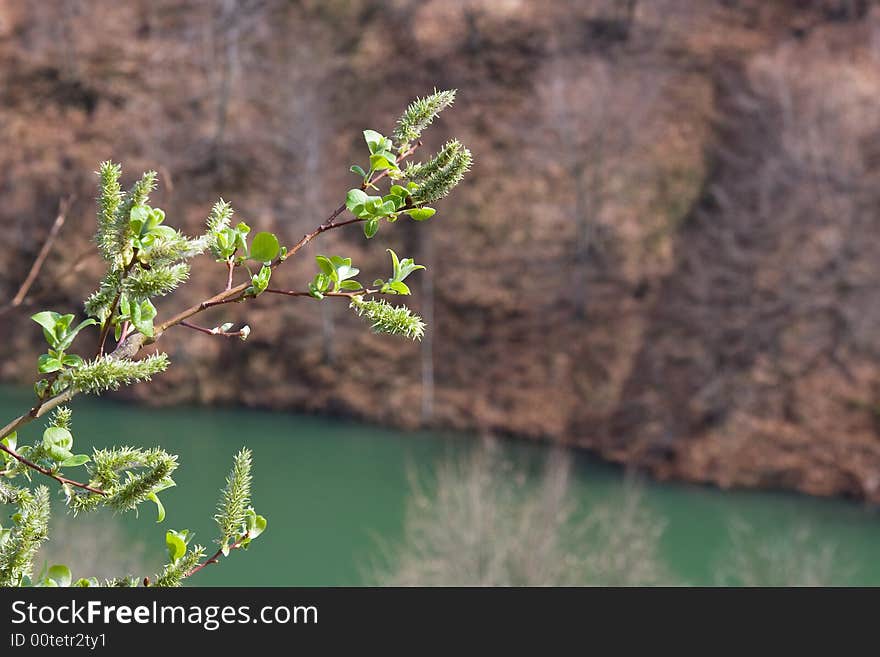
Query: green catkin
[[0, 486, 50, 586], [68, 353, 170, 394], [410, 143, 472, 205], [205, 199, 235, 259], [155, 546, 205, 587], [96, 162, 124, 263], [349, 297, 425, 340], [214, 448, 252, 546], [393, 89, 457, 147], [50, 406, 72, 430], [123, 263, 190, 301]]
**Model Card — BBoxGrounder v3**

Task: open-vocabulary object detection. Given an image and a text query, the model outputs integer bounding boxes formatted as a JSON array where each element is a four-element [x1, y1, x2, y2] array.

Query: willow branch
[[264, 287, 380, 299], [179, 320, 248, 338], [184, 535, 247, 579], [0, 143, 424, 453]]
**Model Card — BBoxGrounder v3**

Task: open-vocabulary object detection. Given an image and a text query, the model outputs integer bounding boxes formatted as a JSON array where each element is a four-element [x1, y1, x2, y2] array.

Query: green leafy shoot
[[373, 249, 425, 295], [309, 256, 362, 298]]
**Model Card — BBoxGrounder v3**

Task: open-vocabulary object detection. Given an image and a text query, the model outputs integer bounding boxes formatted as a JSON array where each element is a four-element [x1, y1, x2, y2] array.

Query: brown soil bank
[[2, 1, 880, 500]]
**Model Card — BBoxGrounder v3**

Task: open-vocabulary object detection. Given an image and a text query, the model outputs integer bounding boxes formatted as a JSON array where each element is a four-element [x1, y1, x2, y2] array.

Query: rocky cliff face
[[2, 0, 880, 500]]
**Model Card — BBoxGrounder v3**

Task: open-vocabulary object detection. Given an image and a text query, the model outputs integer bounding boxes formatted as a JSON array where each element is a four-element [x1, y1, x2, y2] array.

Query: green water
[[3, 384, 880, 585]]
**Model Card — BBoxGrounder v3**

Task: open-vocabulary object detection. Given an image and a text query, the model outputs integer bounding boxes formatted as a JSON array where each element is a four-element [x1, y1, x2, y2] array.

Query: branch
[[0, 442, 105, 496], [179, 320, 248, 338], [0, 143, 425, 451], [264, 287, 380, 299], [183, 535, 247, 579], [0, 198, 71, 316]]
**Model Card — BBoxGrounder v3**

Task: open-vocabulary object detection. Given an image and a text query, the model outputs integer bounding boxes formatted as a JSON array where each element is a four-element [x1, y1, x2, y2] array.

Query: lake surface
[[2, 384, 880, 585]]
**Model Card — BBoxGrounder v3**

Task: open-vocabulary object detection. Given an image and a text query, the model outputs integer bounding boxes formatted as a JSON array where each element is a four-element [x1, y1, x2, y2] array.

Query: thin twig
[[0, 198, 71, 316], [264, 287, 379, 299], [184, 536, 247, 579], [179, 320, 247, 338], [0, 443, 105, 495]]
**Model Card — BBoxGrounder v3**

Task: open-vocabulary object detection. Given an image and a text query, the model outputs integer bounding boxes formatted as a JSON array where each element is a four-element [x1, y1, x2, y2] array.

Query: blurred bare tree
[[373, 444, 672, 586], [35, 514, 154, 583], [714, 519, 853, 587]]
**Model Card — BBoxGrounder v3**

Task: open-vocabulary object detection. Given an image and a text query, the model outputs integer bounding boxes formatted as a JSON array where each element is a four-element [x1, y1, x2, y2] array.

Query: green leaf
[[369, 153, 394, 172], [1, 433, 16, 454], [47, 564, 71, 587], [133, 300, 157, 338], [364, 218, 379, 239], [339, 280, 363, 291], [166, 530, 188, 562], [363, 129, 384, 150], [43, 426, 73, 453], [38, 354, 63, 373], [388, 248, 401, 277], [61, 354, 84, 368], [389, 281, 411, 295], [249, 232, 280, 263], [148, 492, 166, 523], [31, 311, 59, 333], [246, 509, 267, 540], [315, 255, 334, 277], [60, 454, 89, 468], [390, 184, 410, 198], [346, 189, 369, 212], [31, 311, 61, 347], [56, 318, 97, 352], [130, 205, 150, 223], [350, 164, 366, 177], [406, 207, 436, 221], [73, 577, 98, 587]]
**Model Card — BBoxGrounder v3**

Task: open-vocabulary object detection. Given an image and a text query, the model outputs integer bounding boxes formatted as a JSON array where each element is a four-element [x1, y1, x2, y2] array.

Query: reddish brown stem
[[225, 260, 234, 290], [179, 320, 247, 338], [0, 443, 105, 496], [184, 536, 246, 579]]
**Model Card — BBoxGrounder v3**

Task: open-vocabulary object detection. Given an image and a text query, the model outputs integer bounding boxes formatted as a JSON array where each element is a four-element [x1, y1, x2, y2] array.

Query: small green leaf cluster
[[246, 265, 272, 297], [309, 255, 361, 298], [350, 129, 400, 185], [204, 200, 283, 265], [1, 410, 88, 482], [210, 219, 250, 261], [31, 311, 95, 377], [155, 530, 204, 587], [373, 249, 424, 296], [32, 564, 74, 587], [117, 295, 157, 339]]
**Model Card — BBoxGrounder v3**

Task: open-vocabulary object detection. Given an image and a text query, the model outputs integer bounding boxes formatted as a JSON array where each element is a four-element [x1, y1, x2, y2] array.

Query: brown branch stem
[[179, 320, 247, 338], [184, 536, 246, 579], [0, 442, 105, 495]]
